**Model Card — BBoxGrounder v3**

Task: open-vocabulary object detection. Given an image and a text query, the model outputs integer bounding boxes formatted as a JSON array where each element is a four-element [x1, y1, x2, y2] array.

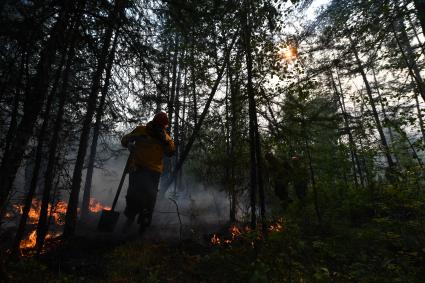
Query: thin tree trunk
[[336, 70, 365, 187], [0, 0, 75, 215], [392, 20, 425, 101], [168, 36, 179, 134], [371, 67, 400, 166], [228, 62, 239, 223], [224, 67, 231, 221], [330, 71, 361, 188], [35, 36, 77, 252], [164, 32, 239, 189], [173, 51, 183, 172], [243, 1, 259, 230], [415, 93, 425, 146], [413, 0, 425, 36], [351, 41, 396, 170], [407, 11, 425, 57], [2, 52, 25, 154], [11, 55, 65, 254], [303, 127, 322, 223], [64, 0, 126, 237], [191, 32, 197, 127], [81, 32, 119, 220]]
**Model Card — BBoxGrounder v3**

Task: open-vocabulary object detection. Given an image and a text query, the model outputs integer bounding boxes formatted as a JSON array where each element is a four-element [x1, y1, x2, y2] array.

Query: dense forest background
[[1, 0, 425, 282]]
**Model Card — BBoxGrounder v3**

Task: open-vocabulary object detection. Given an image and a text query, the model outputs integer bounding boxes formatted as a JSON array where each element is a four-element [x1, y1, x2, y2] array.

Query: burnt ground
[[1, 214, 230, 282], [1, 195, 244, 282]]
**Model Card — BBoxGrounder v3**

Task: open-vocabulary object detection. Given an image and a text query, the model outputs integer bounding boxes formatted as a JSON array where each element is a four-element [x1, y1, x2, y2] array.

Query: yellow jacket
[[121, 123, 175, 173]]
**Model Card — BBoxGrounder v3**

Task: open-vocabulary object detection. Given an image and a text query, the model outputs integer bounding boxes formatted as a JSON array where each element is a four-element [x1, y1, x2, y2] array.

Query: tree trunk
[[81, 32, 119, 220], [228, 61, 240, 223], [191, 33, 198, 127], [164, 32, 239, 189], [351, 42, 396, 171], [168, 36, 179, 134], [371, 67, 401, 166], [0, 0, 75, 216], [413, 0, 425, 36], [407, 11, 425, 57], [301, 120, 322, 223], [172, 53, 183, 194], [330, 71, 363, 188], [243, 1, 258, 230], [1, 52, 25, 155], [415, 93, 425, 146], [11, 55, 65, 254], [35, 32, 78, 251], [64, 0, 126, 237], [392, 19, 425, 101]]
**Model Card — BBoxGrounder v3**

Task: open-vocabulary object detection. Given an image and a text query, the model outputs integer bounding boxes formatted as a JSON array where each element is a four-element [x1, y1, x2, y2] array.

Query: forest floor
[[2, 189, 425, 283], [1, 223, 266, 283], [2, 216, 304, 283]]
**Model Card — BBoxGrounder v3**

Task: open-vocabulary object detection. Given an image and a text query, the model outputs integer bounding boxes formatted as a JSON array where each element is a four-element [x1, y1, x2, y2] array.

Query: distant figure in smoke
[[121, 112, 175, 233]]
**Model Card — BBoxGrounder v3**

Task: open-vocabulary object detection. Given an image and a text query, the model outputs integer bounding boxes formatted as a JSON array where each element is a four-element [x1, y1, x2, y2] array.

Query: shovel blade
[[97, 209, 120, 232]]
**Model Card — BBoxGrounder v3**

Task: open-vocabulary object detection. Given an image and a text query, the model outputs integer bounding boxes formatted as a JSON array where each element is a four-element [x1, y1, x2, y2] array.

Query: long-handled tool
[[97, 155, 130, 232]]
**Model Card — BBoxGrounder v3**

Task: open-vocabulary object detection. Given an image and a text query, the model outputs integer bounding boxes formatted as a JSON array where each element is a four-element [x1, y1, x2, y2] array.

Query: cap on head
[[153, 111, 169, 128]]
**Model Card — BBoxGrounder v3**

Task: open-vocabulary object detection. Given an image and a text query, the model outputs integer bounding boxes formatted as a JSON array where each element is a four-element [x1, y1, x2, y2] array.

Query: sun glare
[[278, 44, 298, 63]]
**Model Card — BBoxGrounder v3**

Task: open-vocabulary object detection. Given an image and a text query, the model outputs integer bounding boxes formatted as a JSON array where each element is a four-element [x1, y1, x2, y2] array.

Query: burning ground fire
[[210, 220, 284, 246], [6, 197, 110, 251]]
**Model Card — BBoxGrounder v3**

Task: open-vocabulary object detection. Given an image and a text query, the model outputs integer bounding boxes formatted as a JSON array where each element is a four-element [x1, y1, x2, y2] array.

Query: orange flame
[[211, 234, 221, 245], [210, 221, 284, 246], [15, 198, 110, 252], [19, 230, 62, 250], [89, 198, 111, 213], [268, 222, 284, 232], [230, 225, 241, 239], [20, 230, 37, 249]]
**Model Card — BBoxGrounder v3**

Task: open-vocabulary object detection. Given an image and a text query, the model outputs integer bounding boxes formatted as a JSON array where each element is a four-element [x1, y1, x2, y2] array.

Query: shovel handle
[[111, 155, 131, 211]]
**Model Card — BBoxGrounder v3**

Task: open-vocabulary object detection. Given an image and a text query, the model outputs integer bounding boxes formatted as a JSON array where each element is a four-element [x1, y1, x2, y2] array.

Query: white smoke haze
[[3, 138, 241, 246], [75, 147, 235, 242]]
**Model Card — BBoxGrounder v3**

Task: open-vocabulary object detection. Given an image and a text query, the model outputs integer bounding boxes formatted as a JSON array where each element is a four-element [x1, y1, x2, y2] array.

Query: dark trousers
[[124, 167, 160, 225]]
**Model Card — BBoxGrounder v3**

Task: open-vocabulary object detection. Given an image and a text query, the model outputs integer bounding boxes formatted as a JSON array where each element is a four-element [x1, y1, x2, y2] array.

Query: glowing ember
[[211, 225, 242, 246], [211, 234, 221, 245], [268, 218, 284, 232], [5, 212, 13, 218], [89, 198, 111, 213], [51, 200, 68, 225], [210, 221, 284, 246], [268, 222, 284, 232], [230, 225, 241, 239]]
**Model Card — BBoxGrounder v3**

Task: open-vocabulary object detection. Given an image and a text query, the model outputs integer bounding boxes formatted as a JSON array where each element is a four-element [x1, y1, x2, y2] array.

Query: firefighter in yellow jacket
[[121, 112, 175, 233]]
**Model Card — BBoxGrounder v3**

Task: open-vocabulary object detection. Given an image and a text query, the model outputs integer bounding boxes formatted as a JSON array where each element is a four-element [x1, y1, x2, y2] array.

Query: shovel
[[97, 155, 130, 232]]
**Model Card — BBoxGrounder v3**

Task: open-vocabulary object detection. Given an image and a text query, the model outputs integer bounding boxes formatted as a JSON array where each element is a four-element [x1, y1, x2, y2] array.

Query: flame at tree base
[[211, 220, 284, 247], [10, 197, 111, 252]]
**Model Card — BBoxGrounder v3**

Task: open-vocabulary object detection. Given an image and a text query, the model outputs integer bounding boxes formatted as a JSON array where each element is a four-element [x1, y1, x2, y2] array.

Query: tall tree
[[64, 0, 128, 237], [0, 0, 77, 218]]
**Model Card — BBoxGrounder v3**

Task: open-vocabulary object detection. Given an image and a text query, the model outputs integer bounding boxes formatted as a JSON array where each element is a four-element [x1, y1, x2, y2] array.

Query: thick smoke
[[79, 148, 232, 241]]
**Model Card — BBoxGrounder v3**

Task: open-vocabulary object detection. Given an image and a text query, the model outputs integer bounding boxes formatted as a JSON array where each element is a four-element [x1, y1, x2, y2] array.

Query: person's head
[[152, 111, 169, 129]]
